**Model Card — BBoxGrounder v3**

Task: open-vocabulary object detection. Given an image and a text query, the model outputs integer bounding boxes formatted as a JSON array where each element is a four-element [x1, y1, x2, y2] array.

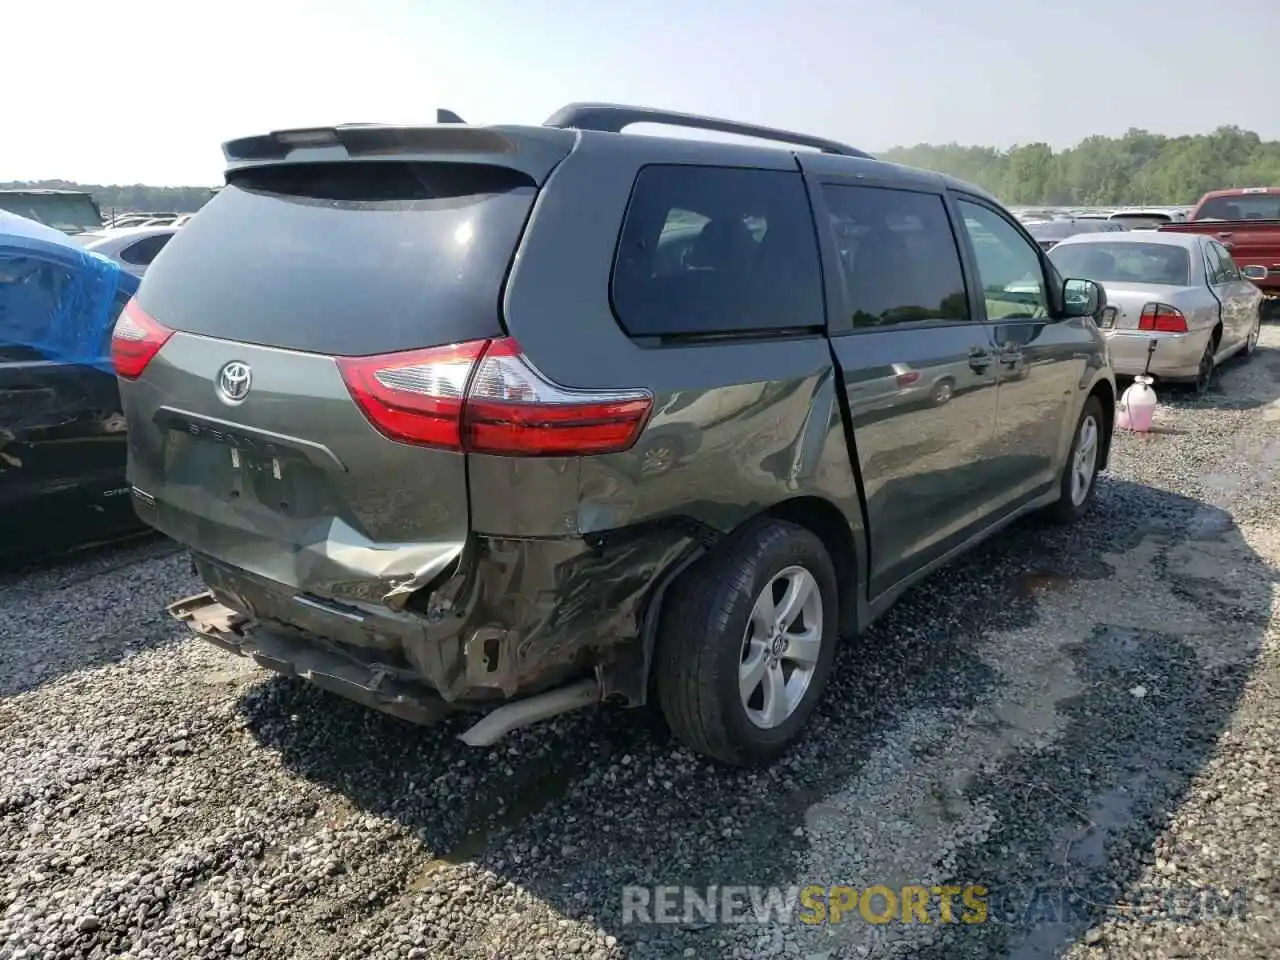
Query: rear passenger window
[[822, 185, 969, 327], [119, 234, 171, 266], [611, 166, 824, 337]]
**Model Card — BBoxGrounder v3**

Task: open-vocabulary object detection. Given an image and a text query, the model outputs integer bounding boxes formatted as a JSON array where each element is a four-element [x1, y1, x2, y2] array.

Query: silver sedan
[[72, 225, 179, 279], [1048, 231, 1263, 392]]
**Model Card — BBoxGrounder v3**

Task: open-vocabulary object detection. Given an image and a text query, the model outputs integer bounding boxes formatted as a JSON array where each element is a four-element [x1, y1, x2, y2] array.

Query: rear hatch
[[119, 124, 574, 596]]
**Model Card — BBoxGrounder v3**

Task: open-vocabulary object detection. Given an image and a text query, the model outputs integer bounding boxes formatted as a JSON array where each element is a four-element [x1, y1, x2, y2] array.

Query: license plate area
[[163, 427, 332, 519]]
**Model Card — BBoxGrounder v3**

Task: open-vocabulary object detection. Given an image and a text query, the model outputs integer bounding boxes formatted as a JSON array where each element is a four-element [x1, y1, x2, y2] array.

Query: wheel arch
[[758, 496, 859, 640]]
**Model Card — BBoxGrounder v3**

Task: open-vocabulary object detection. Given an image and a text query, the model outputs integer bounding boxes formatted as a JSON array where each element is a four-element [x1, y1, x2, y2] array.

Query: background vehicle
[[0, 189, 104, 236], [116, 104, 1114, 767], [0, 212, 142, 563], [1158, 187, 1280, 311], [1024, 217, 1126, 251], [73, 225, 180, 278], [1107, 207, 1187, 230], [1049, 231, 1262, 392]]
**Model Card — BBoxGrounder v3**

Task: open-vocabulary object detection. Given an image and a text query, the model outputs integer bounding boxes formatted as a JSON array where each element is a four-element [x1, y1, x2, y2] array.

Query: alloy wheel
[[738, 565, 823, 729]]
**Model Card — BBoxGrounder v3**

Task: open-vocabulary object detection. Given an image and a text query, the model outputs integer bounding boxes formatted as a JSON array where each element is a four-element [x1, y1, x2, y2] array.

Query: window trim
[[950, 193, 1061, 325], [810, 178, 983, 337], [606, 162, 829, 345]]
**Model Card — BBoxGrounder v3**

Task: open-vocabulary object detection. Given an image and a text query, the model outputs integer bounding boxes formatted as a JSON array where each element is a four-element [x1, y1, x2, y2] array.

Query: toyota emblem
[[216, 361, 252, 404]]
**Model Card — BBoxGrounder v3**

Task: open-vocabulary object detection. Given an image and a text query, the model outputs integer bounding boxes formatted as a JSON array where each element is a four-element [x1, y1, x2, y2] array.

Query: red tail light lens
[[895, 369, 921, 388], [111, 300, 174, 380], [337, 341, 486, 449], [1137, 303, 1188, 334], [337, 337, 653, 456]]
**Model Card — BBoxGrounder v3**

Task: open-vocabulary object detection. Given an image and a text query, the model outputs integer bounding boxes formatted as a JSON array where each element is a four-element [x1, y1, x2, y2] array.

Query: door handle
[[968, 348, 993, 372], [1217, 231, 1234, 239], [997, 348, 1023, 366]]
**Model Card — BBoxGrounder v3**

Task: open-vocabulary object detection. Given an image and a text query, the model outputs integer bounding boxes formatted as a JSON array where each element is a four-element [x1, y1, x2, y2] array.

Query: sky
[[8, 0, 1279, 186]]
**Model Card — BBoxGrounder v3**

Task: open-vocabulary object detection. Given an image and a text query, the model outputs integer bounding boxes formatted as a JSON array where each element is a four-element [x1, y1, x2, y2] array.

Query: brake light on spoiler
[[337, 338, 654, 456], [111, 300, 174, 380]]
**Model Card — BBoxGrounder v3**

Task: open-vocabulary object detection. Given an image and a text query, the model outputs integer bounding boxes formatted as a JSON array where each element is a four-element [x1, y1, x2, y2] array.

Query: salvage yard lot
[[3, 332, 1280, 960]]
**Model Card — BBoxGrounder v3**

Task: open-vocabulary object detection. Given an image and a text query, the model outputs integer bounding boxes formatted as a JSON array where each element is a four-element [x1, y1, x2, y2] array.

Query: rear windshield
[[1193, 195, 1280, 221], [0, 193, 103, 235], [1049, 242, 1191, 286], [136, 162, 535, 356]]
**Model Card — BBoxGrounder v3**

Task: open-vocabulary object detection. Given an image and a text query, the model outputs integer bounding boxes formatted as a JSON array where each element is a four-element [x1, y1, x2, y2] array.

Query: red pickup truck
[[1159, 188, 1280, 311]]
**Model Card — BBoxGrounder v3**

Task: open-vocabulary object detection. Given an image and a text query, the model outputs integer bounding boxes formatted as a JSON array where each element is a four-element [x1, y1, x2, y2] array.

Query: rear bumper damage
[[170, 523, 704, 742]]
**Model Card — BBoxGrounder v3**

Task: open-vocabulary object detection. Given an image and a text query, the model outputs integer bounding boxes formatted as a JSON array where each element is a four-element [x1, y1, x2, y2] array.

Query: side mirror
[[1062, 278, 1103, 318], [1242, 265, 1268, 281]]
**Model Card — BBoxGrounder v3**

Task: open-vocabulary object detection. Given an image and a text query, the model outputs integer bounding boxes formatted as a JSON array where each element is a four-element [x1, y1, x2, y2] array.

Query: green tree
[[880, 126, 1280, 205]]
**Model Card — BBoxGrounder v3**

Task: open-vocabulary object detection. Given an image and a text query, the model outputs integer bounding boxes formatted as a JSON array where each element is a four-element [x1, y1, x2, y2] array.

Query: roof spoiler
[[543, 102, 874, 159], [220, 109, 574, 184]]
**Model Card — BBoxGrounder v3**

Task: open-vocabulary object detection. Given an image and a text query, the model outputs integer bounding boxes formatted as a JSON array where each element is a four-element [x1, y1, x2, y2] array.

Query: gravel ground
[[2, 329, 1278, 960]]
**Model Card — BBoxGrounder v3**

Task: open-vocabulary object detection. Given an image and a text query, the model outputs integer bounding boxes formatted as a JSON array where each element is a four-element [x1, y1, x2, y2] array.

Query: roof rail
[[543, 102, 873, 159]]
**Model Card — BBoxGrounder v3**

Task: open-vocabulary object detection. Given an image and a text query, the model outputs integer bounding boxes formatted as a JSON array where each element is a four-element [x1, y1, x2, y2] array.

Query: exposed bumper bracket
[[168, 591, 452, 726]]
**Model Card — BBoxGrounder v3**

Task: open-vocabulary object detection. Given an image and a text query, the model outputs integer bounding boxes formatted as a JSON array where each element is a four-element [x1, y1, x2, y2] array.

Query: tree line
[[7, 125, 1279, 211], [1, 180, 214, 217], [881, 126, 1280, 206]]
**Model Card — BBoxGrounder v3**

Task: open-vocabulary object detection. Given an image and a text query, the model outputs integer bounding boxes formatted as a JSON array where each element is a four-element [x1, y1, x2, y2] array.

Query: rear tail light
[[337, 337, 653, 456], [895, 370, 921, 388], [1137, 303, 1188, 334], [111, 299, 174, 380]]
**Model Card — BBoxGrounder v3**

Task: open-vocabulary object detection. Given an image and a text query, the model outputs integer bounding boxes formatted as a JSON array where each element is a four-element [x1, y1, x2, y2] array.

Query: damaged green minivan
[[114, 104, 1116, 766]]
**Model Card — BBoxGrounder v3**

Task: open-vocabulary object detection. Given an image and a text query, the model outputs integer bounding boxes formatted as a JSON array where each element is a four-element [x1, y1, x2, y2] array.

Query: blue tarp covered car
[[0, 211, 145, 563]]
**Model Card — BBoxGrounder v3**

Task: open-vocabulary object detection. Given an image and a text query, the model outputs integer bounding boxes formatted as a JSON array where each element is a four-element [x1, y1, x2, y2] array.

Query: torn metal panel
[[186, 522, 703, 707]]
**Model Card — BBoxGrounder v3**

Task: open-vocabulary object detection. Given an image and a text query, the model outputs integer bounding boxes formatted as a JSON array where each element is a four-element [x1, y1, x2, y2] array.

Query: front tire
[[1045, 395, 1104, 526], [655, 518, 838, 767]]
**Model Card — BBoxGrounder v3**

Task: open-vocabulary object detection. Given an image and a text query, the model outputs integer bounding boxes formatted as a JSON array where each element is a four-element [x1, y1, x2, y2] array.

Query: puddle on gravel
[[1011, 570, 1076, 598], [407, 757, 585, 887]]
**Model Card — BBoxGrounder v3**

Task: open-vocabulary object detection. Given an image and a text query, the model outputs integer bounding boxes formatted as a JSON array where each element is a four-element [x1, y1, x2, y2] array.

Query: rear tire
[[655, 518, 838, 767], [1243, 309, 1261, 359], [1194, 337, 1216, 395], [1045, 395, 1104, 526]]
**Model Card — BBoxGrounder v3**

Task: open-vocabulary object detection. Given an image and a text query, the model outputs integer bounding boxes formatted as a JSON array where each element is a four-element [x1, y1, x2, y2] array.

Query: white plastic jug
[[1117, 375, 1157, 432]]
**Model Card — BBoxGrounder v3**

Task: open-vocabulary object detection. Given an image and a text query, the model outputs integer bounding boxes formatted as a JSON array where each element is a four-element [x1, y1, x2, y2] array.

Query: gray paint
[[119, 116, 1116, 717]]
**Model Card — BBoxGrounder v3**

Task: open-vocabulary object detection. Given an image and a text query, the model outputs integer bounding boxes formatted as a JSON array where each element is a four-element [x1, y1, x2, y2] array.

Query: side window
[[119, 234, 171, 266], [1202, 243, 1225, 285], [822, 184, 969, 327], [1208, 241, 1241, 282], [611, 166, 824, 337], [956, 200, 1048, 321]]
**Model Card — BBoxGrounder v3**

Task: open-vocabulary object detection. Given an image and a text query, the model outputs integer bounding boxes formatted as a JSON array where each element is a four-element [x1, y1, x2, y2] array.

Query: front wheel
[[1045, 395, 1104, 526], [655, 518, 838, 766]]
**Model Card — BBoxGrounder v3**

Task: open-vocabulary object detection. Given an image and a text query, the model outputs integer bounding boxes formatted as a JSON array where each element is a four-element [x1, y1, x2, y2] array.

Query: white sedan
[[72, 225, 179, 279], [1048, 231, 1263, 393]]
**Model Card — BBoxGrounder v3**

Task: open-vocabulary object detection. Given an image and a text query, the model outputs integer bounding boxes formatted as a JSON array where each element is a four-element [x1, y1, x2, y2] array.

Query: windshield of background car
[[1193, 195, 1280, 221], [1107, 213, 1172, 230], [0, 195, 103, 234], [1049, 242, 1191, 286]]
